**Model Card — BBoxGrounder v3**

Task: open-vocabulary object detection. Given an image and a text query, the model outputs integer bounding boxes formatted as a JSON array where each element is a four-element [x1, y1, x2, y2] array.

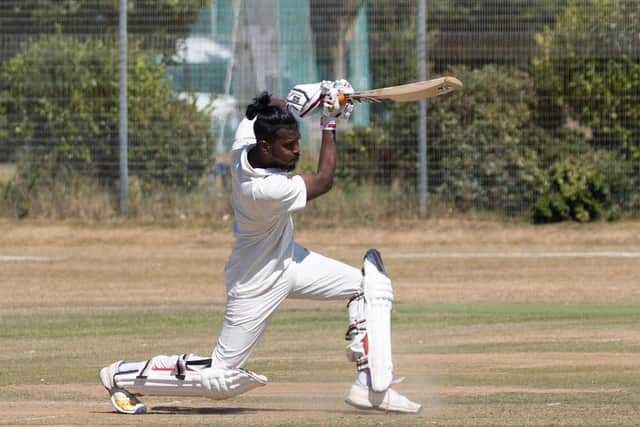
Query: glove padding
[[286, 81, 333, 118], [200, 367, 267, 400], [287, 79, 355, 119], [322, 88, 342, 118], [322, 79, 354, 120]]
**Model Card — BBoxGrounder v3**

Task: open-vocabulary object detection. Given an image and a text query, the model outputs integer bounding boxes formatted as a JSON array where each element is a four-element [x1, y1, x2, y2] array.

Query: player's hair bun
[[246, 91, 298, 143], [246, 91, 272, 120]]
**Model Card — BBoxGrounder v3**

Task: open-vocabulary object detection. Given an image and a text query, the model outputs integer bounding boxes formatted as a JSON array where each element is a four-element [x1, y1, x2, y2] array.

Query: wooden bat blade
[[345, 76, 462, 103]]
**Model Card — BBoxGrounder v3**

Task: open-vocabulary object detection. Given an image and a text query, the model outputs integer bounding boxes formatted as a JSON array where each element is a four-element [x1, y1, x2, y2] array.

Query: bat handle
[[337, 91, 347, 106]]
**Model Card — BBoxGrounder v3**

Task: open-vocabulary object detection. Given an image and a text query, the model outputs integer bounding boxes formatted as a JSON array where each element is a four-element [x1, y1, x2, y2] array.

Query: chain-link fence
[[1, 1, 639, 222]]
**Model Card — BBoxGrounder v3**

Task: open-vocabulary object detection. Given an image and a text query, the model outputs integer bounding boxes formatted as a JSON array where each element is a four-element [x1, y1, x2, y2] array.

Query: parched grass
[[0, 172, 428, 225], [2, 303, 639, 381], [1, 303, 639, 425], [0, 156, 515, 225], [0, 309, 223, 340], [0, 176, 234, 223], [1, 223, 640, 425], [0, 162, 16, 182]]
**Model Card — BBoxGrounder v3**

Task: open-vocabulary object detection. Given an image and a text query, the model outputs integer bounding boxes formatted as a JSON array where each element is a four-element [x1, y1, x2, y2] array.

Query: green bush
[[427, 65, 544, 215], [533, 151, 634, 223], [338, 65, 632, 220], [0, 0, 210, 63], [337, 125, 415, 187], [533, 0, 640, 160], [1, 35, 214, 193], [0, 92, 8, 162], [337, 65, 549, 215]]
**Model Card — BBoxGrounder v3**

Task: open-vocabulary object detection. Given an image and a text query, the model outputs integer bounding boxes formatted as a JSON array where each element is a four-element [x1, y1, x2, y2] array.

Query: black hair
[[246, 91, 298, 143]]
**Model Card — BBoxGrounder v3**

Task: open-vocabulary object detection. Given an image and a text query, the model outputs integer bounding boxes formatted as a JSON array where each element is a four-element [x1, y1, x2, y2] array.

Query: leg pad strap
[[345, 293, 368, 370], [114, 354, 267, 400]]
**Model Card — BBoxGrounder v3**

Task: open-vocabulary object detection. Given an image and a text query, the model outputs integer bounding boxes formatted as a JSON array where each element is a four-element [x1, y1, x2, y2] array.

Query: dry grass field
[[1, 219, 639, 426], [0, 163, 16, 182]]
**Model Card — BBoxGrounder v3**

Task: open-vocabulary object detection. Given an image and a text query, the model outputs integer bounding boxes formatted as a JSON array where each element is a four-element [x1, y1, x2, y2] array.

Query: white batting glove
[[286, 81, 333, 118], [329, 79, 355, 120], [339, 101, 355, 120], [322, 87, 342, 118], [333, 79, 354, 93]]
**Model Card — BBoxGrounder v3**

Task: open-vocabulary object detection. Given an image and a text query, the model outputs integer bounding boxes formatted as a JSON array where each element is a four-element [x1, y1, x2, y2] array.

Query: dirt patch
[[2, 382, 426, 426], [2, 221, 639, 426], [1, 380, 633, 427], [0, 163, 16, 183]]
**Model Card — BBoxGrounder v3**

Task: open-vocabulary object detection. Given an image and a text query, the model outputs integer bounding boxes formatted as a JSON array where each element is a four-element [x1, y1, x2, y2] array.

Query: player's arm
[[301, 83, 354, 201], [294, 80, 354, 201], [302, 117, 337, 201]]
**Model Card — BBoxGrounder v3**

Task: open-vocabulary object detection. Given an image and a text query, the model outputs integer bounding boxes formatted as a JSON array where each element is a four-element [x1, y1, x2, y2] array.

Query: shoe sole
[[110, 394, 147, 415], [388, 403, 422, 414], [345, 398, 377, 411], [346, 398, 422, 413], [100, 365, 146, 415]]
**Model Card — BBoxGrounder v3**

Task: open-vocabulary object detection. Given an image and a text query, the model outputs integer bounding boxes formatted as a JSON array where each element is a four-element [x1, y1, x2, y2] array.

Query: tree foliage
[[427, 0, 567, 70], [533, 152, 633, 223], [1, 35, 214, 191], [0, 0, 211, 62], [533, 0, 640, 160], [426, 66, 543, 214]]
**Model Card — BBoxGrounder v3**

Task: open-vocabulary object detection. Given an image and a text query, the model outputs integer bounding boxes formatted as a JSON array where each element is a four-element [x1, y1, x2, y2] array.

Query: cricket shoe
[[99, 362, 147, 415], [345, 381, 422, 413]]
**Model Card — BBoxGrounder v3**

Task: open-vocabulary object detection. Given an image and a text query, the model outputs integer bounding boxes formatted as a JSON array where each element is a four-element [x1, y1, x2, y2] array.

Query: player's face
[[269, 126, 301, 171]]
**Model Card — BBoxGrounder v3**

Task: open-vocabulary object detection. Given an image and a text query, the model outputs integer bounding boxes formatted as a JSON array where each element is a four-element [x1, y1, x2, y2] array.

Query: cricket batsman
[[99, 80, 422, 414]]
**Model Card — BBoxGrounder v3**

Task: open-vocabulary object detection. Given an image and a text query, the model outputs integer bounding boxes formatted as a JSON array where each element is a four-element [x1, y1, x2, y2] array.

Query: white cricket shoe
[[99, 362, 147, 415], [345, 381, 422, 413]]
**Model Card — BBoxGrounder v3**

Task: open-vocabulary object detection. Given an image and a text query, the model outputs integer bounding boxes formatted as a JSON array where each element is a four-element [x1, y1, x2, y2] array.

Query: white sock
[[357, 369, 371, 386]]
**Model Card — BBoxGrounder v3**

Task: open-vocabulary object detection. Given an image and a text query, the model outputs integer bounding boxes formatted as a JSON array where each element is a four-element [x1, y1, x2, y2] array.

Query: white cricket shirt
[[224, 118, 307, 298]]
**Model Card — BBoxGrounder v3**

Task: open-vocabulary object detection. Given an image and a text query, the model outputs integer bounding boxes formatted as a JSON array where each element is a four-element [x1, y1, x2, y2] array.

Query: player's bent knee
[[345, 292, 368, 369], [112, 354, 267, 400], [362, 249, 394, 392], [344, 249, 395, 392], [363, 249, 393, 302]]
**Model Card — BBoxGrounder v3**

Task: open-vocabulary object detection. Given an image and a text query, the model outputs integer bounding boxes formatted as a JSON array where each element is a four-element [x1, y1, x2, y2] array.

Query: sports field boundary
[[0, 255, 62, 262], [386, 251, 640, 259]]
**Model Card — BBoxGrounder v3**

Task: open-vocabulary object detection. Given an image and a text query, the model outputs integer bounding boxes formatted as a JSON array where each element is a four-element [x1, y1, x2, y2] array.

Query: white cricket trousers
[[211, 242, 363, 369]]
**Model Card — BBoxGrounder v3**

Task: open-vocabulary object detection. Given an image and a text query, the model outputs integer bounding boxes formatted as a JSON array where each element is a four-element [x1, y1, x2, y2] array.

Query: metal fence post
[[417, 0, 427, 218], [118, 0, 128, 216]]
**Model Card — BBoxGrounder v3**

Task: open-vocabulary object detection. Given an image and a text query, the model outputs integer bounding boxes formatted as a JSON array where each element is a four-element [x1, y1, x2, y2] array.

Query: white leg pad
[[362, 249, 394, 392], [113, 354, 267, 400], [345, 293, 368, 369]]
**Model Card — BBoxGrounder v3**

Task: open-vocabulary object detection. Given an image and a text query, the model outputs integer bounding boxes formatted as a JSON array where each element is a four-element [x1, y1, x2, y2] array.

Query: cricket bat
[[338, 76, 462, 105]]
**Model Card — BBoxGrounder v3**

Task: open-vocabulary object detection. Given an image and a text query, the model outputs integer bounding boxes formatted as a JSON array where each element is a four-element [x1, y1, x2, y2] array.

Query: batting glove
[[330, 79, 355, 120], [286, 81, 334, 118], [322, 87, 342, 118]]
